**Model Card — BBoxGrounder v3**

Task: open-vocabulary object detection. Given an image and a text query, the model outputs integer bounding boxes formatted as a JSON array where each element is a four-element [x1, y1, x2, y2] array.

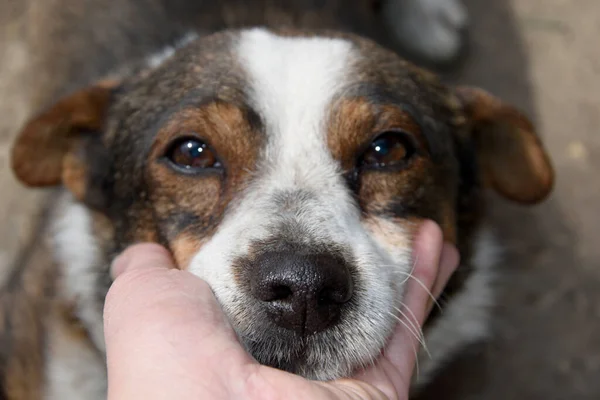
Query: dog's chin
[[233, 313, 396, 381], [240, 330, 358, 380]]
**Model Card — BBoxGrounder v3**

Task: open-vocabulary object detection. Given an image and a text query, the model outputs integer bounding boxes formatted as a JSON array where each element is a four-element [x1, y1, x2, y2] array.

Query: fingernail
[[440, 243, 460, 273], [110, 251, 132, 279]]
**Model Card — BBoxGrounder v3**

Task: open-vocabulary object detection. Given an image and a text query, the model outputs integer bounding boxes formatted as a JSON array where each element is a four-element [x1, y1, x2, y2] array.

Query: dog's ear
[[455, 86, 554, 204], [11, 80, 118, 200]]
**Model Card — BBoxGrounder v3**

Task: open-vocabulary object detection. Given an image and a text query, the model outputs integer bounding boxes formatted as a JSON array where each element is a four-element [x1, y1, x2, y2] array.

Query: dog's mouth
[[225, 292, 397, 381], [242, 329, 313, 375], [238, 324, 353, 379]]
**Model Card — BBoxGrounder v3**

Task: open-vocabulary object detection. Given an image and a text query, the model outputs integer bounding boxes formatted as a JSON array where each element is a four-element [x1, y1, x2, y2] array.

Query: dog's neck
[[51, 194, 109, 354]]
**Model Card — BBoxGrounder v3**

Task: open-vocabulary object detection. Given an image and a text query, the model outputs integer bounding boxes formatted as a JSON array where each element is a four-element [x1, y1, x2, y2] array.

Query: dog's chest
[[44, 318, 106, 400]]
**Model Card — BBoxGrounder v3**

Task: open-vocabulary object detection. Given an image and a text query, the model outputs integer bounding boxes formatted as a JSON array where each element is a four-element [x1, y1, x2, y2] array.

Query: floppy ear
[[11, 80, 118, 199], [455, 86, 554, 204]]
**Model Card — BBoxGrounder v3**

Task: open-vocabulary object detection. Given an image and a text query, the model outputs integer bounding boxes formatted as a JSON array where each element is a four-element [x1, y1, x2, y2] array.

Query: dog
[[1, 2, 552, 399]]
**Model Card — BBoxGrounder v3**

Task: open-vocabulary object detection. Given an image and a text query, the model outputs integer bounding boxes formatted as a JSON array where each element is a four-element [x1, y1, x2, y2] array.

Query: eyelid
[[373, 103, 430, 155], [355, 129, 416, 159]]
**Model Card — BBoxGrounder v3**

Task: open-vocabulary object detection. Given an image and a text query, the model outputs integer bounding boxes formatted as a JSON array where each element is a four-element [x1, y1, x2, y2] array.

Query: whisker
[[392, 270, 443, 313], [396, 304, 431, 359], [373, 262, 445, 314], [399, 303, 422, 335], [394, 307, 431, 358], [387, 311, 426, 350], [392, 305, 424, 344], [410, 339, 420, 380], [398, 254, 419, 286], [382, 325, 420, 379]]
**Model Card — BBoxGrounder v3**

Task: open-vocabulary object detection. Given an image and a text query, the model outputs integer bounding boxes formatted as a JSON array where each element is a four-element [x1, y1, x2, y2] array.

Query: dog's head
[[12, 29, 553, 379]]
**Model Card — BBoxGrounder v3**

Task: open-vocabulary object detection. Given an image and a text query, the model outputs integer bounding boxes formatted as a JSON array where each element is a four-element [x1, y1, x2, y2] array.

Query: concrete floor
[[421, 1, 600, 399], [1, 0, 599, 399]]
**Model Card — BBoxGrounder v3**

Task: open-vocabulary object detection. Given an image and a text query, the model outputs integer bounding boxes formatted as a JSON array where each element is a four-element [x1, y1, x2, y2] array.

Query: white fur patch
[[45, 194, 108, 399], [44, 318, 106, 400], [52, 194, 106, 353]]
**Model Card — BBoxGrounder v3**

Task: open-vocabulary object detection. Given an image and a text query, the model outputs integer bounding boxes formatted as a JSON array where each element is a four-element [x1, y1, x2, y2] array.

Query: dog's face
[[12, 29, 553, 379]]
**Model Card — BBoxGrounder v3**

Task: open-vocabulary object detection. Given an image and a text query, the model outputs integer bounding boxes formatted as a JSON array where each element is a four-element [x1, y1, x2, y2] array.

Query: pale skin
[[104, 220, 459, 400]]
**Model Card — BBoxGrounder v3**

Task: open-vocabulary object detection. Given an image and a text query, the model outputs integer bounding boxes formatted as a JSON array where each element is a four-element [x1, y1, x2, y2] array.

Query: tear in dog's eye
[[166, 138, 221, 170], [359, 131, 416, 169]]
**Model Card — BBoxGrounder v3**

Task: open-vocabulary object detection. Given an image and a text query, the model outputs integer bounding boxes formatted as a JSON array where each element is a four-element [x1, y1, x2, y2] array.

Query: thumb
[[104, 243, 252, 399]]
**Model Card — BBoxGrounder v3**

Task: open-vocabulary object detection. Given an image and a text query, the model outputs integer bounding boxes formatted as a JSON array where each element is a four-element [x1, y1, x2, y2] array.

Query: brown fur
[[147, 101, 263, 255], [455, 86, 554, 203], [327, 98, 424, 171]]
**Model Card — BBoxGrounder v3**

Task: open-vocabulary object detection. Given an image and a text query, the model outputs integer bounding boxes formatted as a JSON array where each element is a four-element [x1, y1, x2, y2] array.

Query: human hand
[[104, 220, 459, 400]]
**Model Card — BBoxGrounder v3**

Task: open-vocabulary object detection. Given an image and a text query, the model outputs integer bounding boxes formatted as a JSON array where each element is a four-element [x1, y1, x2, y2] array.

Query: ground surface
[[421, 1, 600, 399], [1, 0, 599, 399]]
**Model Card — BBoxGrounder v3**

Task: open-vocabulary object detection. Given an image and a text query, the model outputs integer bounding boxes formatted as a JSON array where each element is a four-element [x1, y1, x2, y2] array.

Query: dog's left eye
[[359, 131, 416, 169], [166, 138, 222, 170]]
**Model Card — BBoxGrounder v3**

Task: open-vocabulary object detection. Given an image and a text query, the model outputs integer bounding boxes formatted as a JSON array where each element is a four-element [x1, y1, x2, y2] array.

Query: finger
[[358, 220, 451, 397], [427, 242, 460, 316], [405, 219, 446, 326], [104, 243, 254, 399], [110, 243, 175, 278], [390, 220, 460, 377], [240, 365, 392, 400]]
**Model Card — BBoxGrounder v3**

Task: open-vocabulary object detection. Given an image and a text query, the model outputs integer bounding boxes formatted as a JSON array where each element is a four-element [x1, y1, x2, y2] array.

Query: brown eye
[[166, 138, 221, 170], [359, 131, 416, 169]]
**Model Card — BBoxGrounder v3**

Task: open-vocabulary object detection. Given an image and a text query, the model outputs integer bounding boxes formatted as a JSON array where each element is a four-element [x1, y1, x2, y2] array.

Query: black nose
[[249, 251, 354, 336]]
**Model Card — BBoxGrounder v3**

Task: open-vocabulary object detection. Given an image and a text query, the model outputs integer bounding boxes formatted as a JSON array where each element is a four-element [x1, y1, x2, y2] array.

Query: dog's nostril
[[249, 251, 354, 335], [318, 286, 352, 306], [270, 285, 293, 302]]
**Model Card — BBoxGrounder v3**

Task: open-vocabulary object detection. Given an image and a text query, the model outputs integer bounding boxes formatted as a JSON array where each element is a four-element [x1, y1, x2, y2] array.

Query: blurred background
[[1, 0, 599, 399]]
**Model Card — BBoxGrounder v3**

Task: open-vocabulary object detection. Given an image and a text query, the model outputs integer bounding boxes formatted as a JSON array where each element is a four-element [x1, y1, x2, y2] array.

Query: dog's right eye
[[166, 137, 222, 171], [359, 130, 416, 170]]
